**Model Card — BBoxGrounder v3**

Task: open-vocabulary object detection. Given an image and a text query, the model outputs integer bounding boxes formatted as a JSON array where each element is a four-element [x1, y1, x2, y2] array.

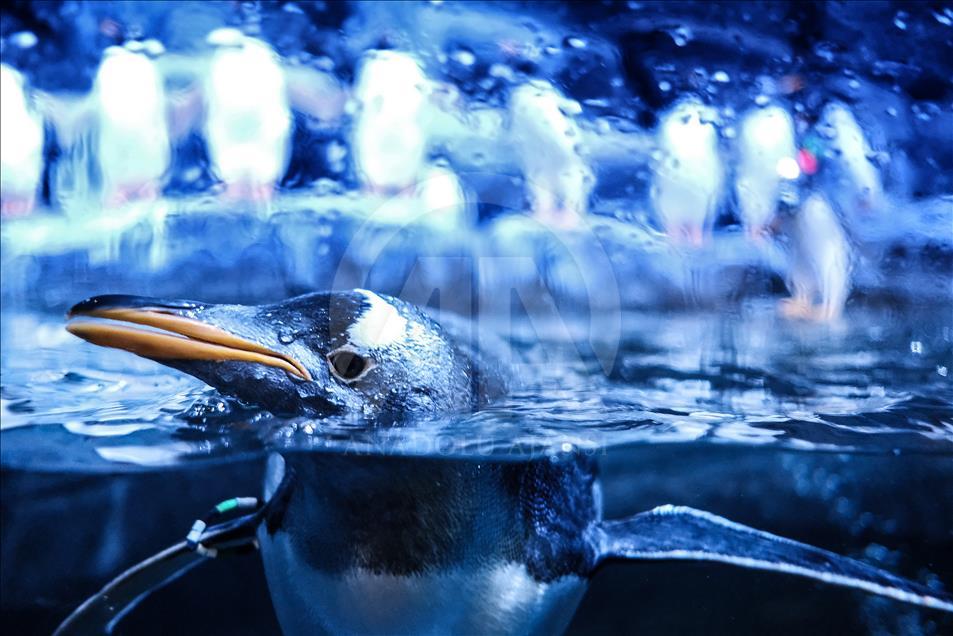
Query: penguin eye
[[327, 348, 373, 382]]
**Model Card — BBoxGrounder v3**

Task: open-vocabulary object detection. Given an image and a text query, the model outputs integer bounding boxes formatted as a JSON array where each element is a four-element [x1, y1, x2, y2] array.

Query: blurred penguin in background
[[652, 98, 724, 245], [94, 42, 170, 207], [0, 64, 44, 217], [350, 49, 467, 226], [351, 49, 430, 195], [730, 98, 855, 321], [508, 79, 593, 230], [775, 189, 852, 322], [815, 101, 884, 216], [205, 28, 292, 203], [735, 104, 799, 240]]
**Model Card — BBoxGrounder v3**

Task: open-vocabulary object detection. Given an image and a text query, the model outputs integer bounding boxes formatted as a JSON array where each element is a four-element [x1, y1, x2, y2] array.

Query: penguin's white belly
[[654, 156, 722, 225], [0, 146, 43, 195], [0, 115, 43, 195], [735, 165, 783, 228], [261, 534, 586, 636], [98, 124, 169, 185], [354, 117, 426, 189], [735, 105, 797, 229], [520, 140, 588, 188], [209, 134, 288, 183]]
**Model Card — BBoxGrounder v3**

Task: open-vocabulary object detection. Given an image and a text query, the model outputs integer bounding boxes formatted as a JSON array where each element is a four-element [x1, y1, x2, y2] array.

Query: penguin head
[[66, 290, 476, 417]]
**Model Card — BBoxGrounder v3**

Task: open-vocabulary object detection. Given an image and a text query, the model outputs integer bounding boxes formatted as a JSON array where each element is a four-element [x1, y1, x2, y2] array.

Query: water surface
[[3, 303, 950, 471]]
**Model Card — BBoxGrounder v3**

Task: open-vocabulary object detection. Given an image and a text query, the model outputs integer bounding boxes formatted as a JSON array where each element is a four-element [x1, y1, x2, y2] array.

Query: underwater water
[[2, 0, 953, 634]]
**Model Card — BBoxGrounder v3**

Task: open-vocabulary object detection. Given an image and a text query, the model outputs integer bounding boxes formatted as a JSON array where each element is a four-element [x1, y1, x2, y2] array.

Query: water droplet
[[712, 70, 730, 83], [10, 31, 38, 49], [450, 48, 475, 67], [670, 26, 693, 47], [658, 80, 672, 92], [327, 141, 347, 163], [937, 366, 948, 377], [488, 63, 514, 80], [314, 56, 335, 72], [776, 157, 801, 180], [754, 94, 770, 106], [813, 41, 836, 63], [912, 103, 934, 122], [886, 107, 898, 117], [566, 37, 587, 49], [279, 331, 295, 345], [893, 11, 908, 30], [935, 9, 953, 26], [142, 39, 165, 56]]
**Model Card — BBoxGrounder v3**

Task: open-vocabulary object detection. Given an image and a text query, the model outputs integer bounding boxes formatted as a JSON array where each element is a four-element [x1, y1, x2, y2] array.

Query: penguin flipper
[[594, 505, 953, 613]]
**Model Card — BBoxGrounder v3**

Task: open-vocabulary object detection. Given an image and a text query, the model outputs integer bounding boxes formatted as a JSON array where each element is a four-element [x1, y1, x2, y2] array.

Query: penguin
[[205, 28, 292, 203], [0, 64, 45, 217], [351, 50, 431, 195], [508, 80, 594, 229], [257, 451, 952, 636], [652, 98, 724, 245], [730, 102, 855, 321], [816, 101, 884, 214], [65, 289, 512, 417], [93, 45, 171, 207], [734, 104, 799, 239], [775, 192, 852, 321], [61, 290, 953, 635], [56, 444, 953, 635]]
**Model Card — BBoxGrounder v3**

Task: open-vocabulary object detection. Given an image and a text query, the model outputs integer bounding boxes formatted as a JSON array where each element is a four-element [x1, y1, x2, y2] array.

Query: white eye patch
[[348, 290, 407, 349]]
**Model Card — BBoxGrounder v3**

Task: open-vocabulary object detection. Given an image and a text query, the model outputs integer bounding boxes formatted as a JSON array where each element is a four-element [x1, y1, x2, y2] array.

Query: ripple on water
[[1, 307, 951, 471]]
